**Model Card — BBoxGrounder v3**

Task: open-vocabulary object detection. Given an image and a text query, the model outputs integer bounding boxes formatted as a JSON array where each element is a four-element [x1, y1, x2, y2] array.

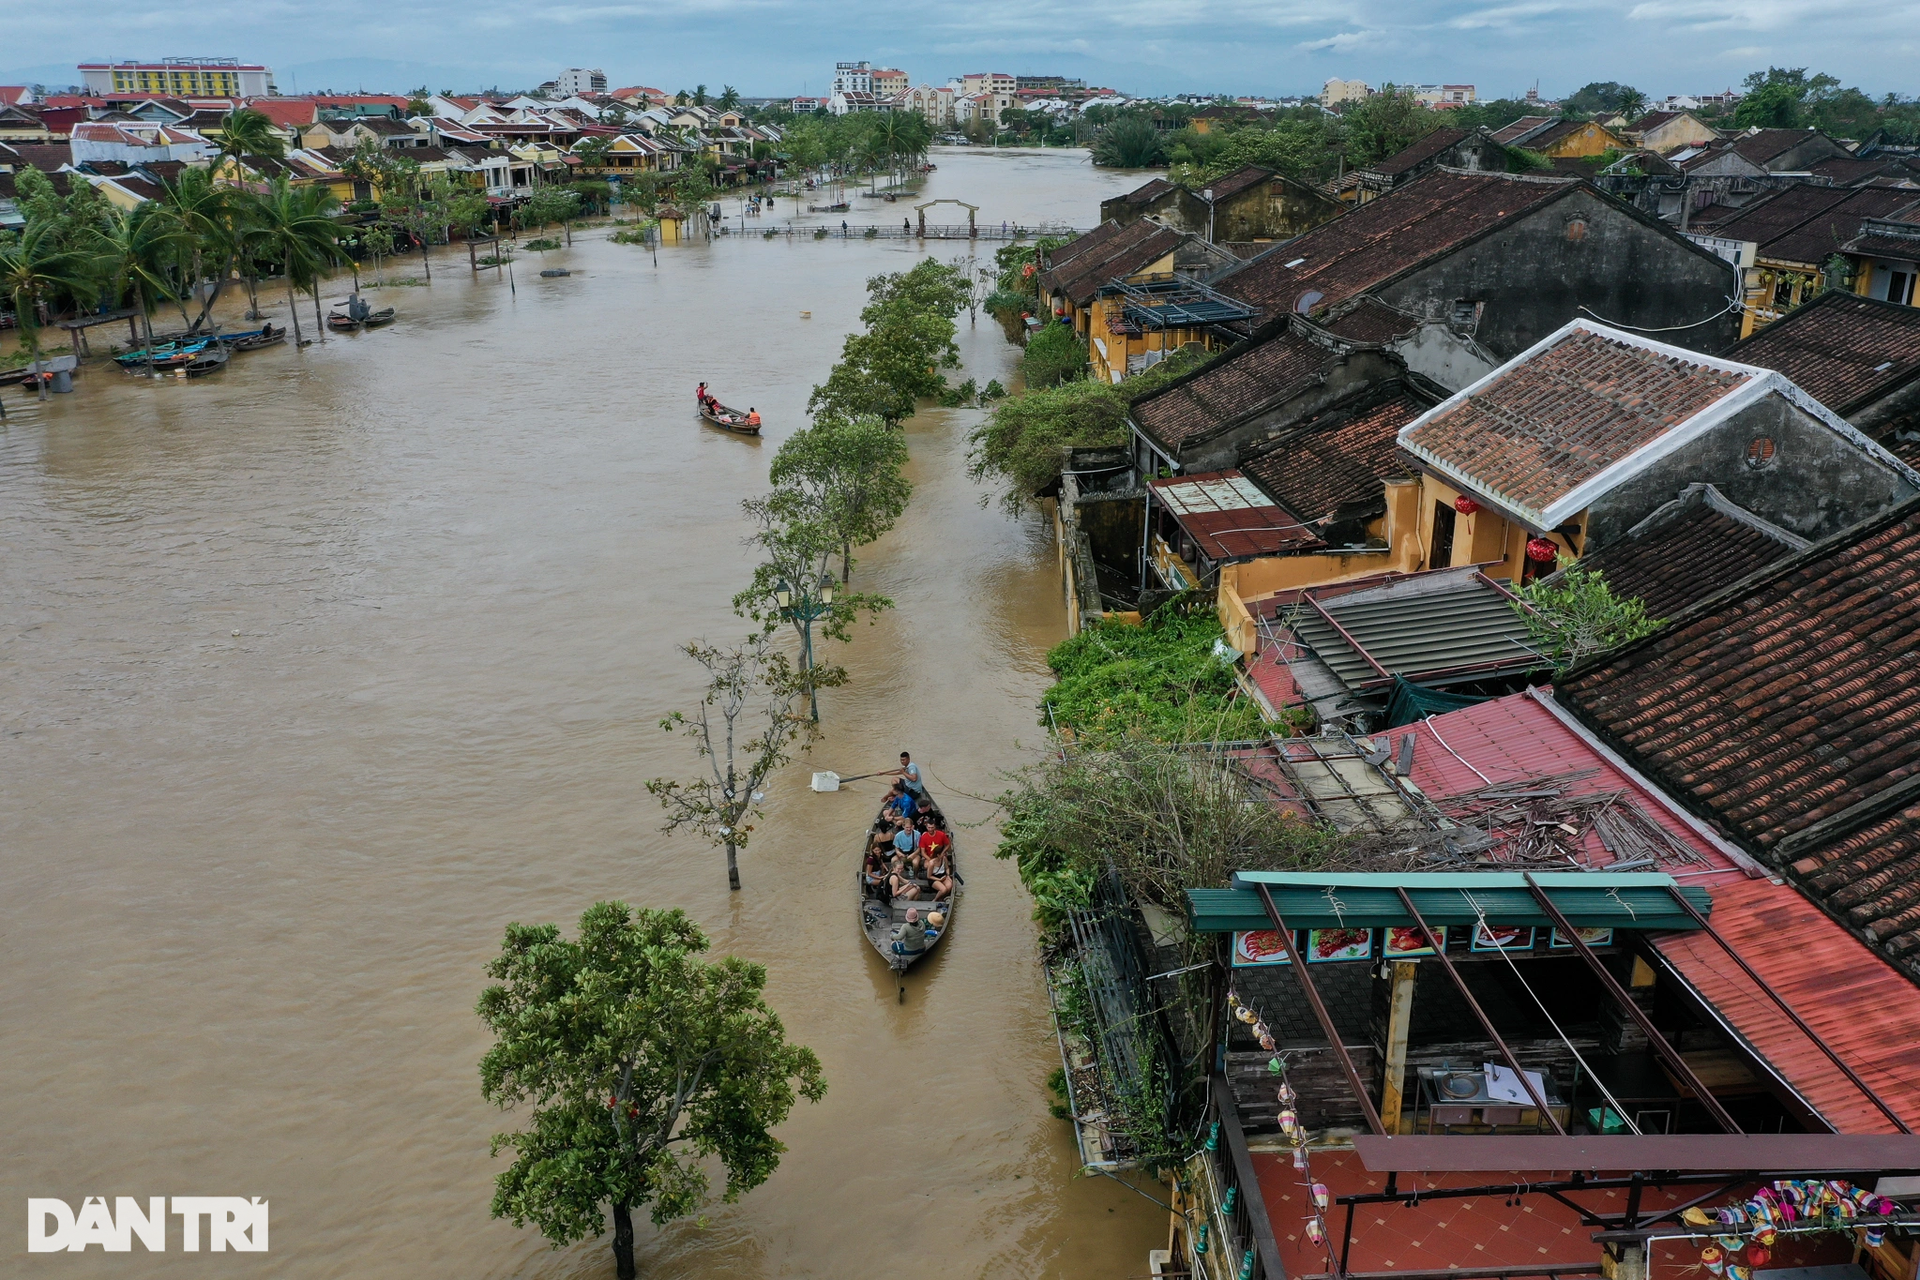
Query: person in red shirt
[[696, 381, 711, 410]]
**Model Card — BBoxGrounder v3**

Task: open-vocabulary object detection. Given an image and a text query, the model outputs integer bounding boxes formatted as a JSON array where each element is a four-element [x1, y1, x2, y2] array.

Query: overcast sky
[[7, 0, 1917, 100]]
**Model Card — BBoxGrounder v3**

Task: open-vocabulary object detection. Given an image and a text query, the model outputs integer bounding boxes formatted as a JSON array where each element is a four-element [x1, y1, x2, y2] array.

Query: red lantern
[[1526, 537, 1560, 563], [1746, 1247, 1771, 1268], [1453, 496, 1481, 516]]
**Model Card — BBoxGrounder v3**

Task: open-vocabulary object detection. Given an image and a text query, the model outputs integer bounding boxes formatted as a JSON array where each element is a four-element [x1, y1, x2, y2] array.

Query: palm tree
[[0, 223, 92, 399], [215, 108, 287, 180], [1615, 88, 1647, 124], [718, 85, 741, 113], [161, 168, 249, 333], [693, 84, 709, 107], [258, 178, 342, 348], [91, 203, 191, 378]]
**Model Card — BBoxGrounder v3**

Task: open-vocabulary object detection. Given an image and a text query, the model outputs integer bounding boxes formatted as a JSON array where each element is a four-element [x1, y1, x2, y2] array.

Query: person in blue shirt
[[894, 751, 926, 799], [882, 780, 918, 824]]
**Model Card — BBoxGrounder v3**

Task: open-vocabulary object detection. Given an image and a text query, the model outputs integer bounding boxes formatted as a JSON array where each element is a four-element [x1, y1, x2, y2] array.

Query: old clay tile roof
[[1368, 126, 1467, 176], [1794, 802, 1920, 958], [1213, 169, 1577, 322], [1318, 297, 1420, 344], [1573, 484, 1806, 620], [1039, 219, 1183, 307], [1490, 115, 1555, 145], [1117, 176, 1173, 205], [1040, 218, 1128, 275], [1204, 163, 1276, 202], [1731, 127, 1830, 166], [1765, 187, 1918, 266], [1241, 387, 1428, 522], [1398, 321, 1753, 526], [1728, 291, 1920, 418], [1557, 496, 1920, 868], [1129, 319, 1339, 450]]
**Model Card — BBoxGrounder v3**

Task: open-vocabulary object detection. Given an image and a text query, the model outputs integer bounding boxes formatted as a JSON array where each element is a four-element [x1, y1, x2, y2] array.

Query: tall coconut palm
[[216, 108, 287, 180], [1615, 88, 1647, 123], [161, 168, 246, 333], [0, 223, 92, 399], [91, 202, 191, 378], [718, 85, 741, 113], [258, 178, 342, 349]]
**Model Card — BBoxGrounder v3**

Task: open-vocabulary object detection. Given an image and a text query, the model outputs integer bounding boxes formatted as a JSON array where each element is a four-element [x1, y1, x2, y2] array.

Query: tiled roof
[[243, 99, 317, 127], [1116, 176, 1173, 205], [1727, 291, 1920, 417], [1367, 126, 1467, 176], [1241, 387, 1427, 522], [1557, 499, 1920, 959], [1318, 297, 1420, 343], [1573, 484, 1806, 620], [1731, 127, 1830, 165], [1040, 219, 1127, 273], [1212, 169, 1577, 322], [1398, 322, 1755, 527], [1129, 319, 1339, 450], [5, 142, 71, 172], [1518, 119, 1599, 151], [1039, 218, 1183, 307], [1807, 155, 1920, 185], [1491, 115, 1555, 145], [1846, 233, 1920, 261], [1653, 875, 1920, 1132], [1755, 186, 1919, 265], [1205, 163, 1275, 201]]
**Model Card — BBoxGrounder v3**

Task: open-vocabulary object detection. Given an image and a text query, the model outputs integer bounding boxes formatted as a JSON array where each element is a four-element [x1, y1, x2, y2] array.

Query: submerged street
[[0, 148, 1164, 1278]]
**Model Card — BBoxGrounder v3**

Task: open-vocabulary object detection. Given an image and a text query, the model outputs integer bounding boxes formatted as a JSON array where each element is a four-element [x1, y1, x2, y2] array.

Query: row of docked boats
[[115, 325, 288, 378]]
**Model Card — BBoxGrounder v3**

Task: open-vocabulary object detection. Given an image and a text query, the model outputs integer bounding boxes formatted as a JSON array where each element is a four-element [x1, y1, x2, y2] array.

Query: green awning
[[1188, 871, 1712, 934]]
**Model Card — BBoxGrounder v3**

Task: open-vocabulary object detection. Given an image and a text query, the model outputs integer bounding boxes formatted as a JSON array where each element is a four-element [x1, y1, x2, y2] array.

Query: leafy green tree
[[1091, 115, 1167, 168], [1342, 85, 1439, 166], [808, 259, 969, 425], [769, 414, 913, 583], [1734, 82, 1804, 129], [1564, 82, 1639, 116], [647, 634, 813, 890], [1511, 555, 1660, 673], [718, 85, 741, 112], [1021, 319, 1086, 388], [478, 901, 825, 1279]]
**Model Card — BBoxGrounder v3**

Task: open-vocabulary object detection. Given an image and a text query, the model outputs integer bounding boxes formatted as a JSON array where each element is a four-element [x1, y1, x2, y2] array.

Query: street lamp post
[[774, 573, 836, 721]]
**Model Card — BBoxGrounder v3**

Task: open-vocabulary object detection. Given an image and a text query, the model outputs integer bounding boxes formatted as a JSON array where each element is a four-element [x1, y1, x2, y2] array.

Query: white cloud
[[1299, 28, 1382, 52]]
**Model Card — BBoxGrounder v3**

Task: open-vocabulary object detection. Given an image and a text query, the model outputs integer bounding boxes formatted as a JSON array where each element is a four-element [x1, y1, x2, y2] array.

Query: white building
[[832, 61, 874, 96], [79, 58, 274, 98], [555, 68, 607, 97], [1411, 84, 1477, 106], [828, 90, 889, 116], [898, 84, 956, 128], [70, 120, 213, 166]]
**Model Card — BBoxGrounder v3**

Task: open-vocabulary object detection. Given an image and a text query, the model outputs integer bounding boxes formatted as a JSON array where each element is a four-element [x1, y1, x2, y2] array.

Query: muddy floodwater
[[0, 149, 1164, 1277]]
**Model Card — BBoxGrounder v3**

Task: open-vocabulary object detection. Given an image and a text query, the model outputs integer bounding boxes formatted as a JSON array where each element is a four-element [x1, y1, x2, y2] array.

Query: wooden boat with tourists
[[858, 787, 957, 996], [698, 398, 761, 436]]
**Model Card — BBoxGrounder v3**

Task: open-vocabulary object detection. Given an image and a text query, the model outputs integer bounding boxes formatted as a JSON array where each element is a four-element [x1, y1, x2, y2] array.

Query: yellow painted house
[[1491, 115, 1627, 160]]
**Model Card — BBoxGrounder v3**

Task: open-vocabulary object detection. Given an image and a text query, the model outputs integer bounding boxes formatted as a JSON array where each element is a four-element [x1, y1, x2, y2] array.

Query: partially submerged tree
[[479, 901, 826, 1280], [1511, 555, 1660, 673], [768, 414, 912, 584], [732, 494, 887, 710], [647, 634, 814, 891]]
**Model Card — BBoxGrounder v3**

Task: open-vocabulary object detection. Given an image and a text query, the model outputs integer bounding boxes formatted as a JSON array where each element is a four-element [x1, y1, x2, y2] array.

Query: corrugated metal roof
[[1187, 874, 1711, 933], [1654, 875, 1920, 1134], [1150, 469, 1320, 560], [1290, 569, 1541, 690]]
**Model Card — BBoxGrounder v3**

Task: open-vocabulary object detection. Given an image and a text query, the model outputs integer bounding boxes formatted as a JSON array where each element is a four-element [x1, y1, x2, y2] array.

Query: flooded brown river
[[0, 149, 1161, 1277]]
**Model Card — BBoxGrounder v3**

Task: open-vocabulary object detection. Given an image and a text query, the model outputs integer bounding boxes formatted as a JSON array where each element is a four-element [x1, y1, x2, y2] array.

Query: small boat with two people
[[695, 382, 762, 436], [857, 762, 958, 998], [327, 293, 396, 332]]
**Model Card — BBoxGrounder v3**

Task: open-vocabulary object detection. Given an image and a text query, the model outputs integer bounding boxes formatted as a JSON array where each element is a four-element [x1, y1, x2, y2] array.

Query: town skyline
[[6, 0, 1918, 102]]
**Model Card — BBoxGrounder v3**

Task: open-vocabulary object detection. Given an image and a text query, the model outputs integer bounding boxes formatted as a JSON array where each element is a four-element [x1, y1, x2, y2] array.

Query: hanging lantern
[[1239, 1247, 1256, 1280], [1253, 1020, 1270, 1041], [1292, 1147, 1309, 1170], [1223, 1187, 1239, 1216], [1206, 1122, 1220, 1152], [1453, 495, 1481, 516], [1237, 1007, 1258, 1024], [1746, 1246, 1771, 1268], [1728, 1266, 1751, 1280], [1756, 1227, 1776, 1248], [1195, 1222, 1210, 1255], [1866, 1225, 1887, 1249], [1526, 536, 1560, 563], [1278, 1108, 1298, 1135], [1700, 1245, 1724, 1276], [1304, 1217, 1325, 1246], [1312, 1183, 1331, 1211], [1267, 1056, 1284, 1075], [1278, 1081, 1298, 1106]]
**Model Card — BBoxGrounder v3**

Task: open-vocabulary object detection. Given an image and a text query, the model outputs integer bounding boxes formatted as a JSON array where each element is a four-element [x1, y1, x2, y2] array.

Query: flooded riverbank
[[0, 149, 1166, 1277]]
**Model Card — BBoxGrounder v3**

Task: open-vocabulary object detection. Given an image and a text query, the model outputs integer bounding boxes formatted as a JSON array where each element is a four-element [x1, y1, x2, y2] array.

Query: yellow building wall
[[1539, 123, 1627, 159]]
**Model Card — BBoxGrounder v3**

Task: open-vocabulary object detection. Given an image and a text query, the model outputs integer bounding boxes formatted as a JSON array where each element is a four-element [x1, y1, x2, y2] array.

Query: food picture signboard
[[1306, 927, 1373, 963], [1471, 923, 1534, 952], [1551, 926, 1614, 949], [1231, 929, 1293, 967], [1384, 924, 1445, 958]]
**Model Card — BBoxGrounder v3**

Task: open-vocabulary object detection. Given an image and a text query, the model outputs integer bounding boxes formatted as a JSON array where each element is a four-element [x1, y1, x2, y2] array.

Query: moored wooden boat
[[858, 788, 957, 992], [698, 399, 761, 436], [327, 306, 396, 331], [183, 347, 229, 377], [227, 324, 285, 351], [116, 337, 210, 369]]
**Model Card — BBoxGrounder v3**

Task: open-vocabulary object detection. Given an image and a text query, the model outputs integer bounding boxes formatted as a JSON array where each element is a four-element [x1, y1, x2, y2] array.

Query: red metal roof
[[1654, 876, 1920, 1134], [1150, 469, 1321, 560]]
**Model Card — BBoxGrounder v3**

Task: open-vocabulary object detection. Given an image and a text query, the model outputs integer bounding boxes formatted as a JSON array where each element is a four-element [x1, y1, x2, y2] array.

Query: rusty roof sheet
[[1149, 469, 1319, 559], [1212, 169, 1577, 323], [1241, 387, 1427, 523], [1728, 291, 1920, 417], [1398, 321, 1758, 527], [1653, 875, 1920, 1133]]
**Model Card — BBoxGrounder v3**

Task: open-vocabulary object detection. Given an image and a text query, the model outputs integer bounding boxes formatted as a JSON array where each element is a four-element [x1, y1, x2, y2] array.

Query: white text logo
[[27, 1197, 269, 1253]]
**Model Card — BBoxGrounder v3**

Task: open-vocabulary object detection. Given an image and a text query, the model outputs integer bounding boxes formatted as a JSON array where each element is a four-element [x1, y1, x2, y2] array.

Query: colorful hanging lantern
[[1239, 1247, 1256, 1280], [1206, 1122, 1220, 1152], [1278, 1108, 1299, 1135], [1195, 1222, 1210, 1255], [1756, 1227, 1776, 1248], [1700, 1244, 1724, 1276], [1728, 1265, 1751, 1280], [1304, 1217, 1325, 1246], [1223, 1187, 1238, 1215], [1526, 536, 1560, 563], [1292, 1147, 1309, 1170], [1312, 1183, 1331, 1210], [1453, 496, 1481, 516], [1866, 1225, 1887, 1249], [1746, 1246, 1771, 1268], [1278, 1081, 1298, 1106], [1268, 1057, 1284, 1076], [1253, 1020, 1270, 1040], [1237, 1006, 1258, 1024]]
